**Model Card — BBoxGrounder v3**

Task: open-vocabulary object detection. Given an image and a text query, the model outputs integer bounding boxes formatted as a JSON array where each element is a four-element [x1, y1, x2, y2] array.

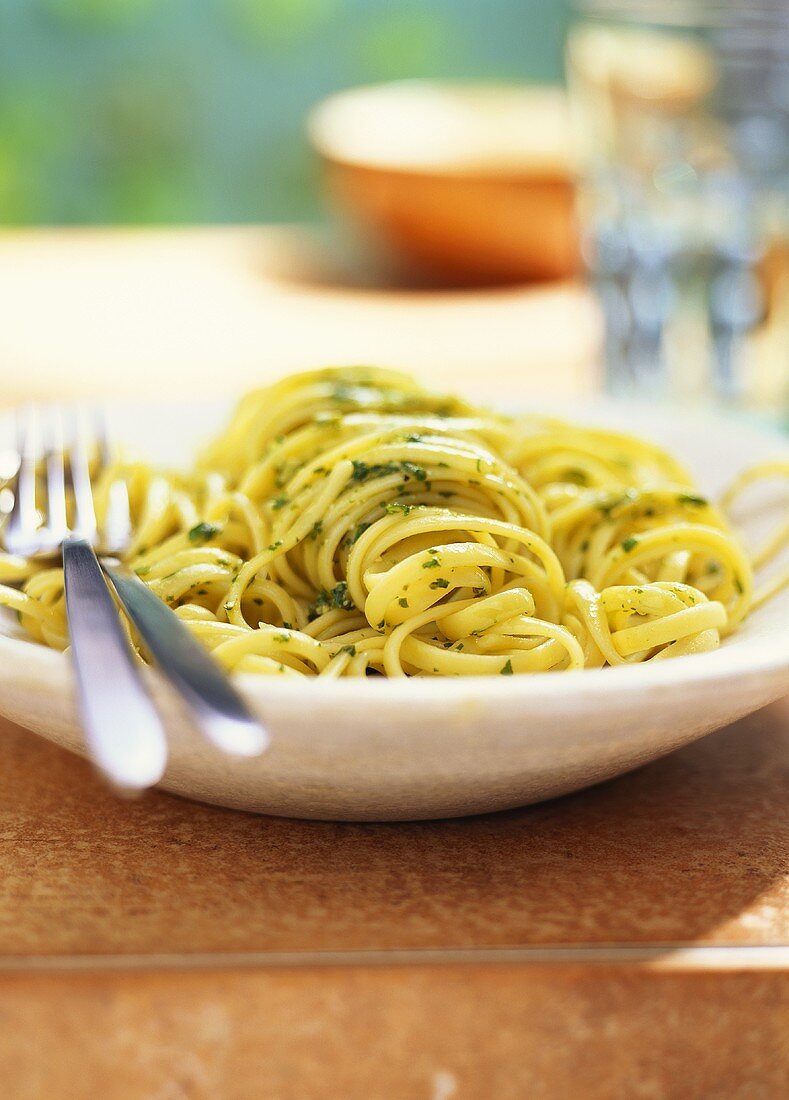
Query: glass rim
[[571, 0, 789, 28]]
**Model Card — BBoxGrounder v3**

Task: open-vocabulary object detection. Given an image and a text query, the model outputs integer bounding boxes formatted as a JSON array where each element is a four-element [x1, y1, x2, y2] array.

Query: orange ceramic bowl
[[308, 81, 580, 286]]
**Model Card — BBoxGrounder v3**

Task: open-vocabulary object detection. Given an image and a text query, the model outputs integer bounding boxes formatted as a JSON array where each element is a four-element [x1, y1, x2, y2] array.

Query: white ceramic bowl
[[0, 398, 786, 820]]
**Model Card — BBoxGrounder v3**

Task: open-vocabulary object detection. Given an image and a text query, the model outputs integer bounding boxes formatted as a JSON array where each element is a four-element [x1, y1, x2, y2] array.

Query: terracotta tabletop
[[0, 228, 786, 1098]]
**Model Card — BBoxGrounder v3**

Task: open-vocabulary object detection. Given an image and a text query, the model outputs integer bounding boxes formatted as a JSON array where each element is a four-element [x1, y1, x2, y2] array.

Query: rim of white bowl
[[0, 621, 786, 705]]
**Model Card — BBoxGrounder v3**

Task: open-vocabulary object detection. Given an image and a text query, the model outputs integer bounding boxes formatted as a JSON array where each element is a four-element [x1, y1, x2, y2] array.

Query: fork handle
[[62, 537, 168, 790], [101, 563, 268, 757]]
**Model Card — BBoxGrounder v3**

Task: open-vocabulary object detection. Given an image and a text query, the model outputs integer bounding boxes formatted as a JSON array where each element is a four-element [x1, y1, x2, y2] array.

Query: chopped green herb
[[352, 459, 428, 484], [340, 644, 356, 657], [678, 493, 707, 507], [621, 536, 639, 553], [422, 558, 441, 569], [402, 461, 427, 482], [272, 494, 288, 510], [398, 597, 409, 608], [501, 659, 514, 675], [307, 581, 355, 620], [308, 520, 323, 541], [274, 633, 290, 643], [350, 460, 374, 482], [351, 460, 397, 482], [384, 502, 414, 515], [188, 522, 221, 543], [430, 578, 449, 589], [267, 540, 283, 552], [564, 468, 589, 486], [330, 582, 355, 611]]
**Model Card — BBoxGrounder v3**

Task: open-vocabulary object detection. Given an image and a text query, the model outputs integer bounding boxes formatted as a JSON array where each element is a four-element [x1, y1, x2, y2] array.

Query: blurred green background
[[0, 0, 569, 224]]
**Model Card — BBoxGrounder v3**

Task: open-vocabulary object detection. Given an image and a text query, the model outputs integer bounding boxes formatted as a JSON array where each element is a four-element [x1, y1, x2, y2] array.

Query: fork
[[3, 406, 268, 790]]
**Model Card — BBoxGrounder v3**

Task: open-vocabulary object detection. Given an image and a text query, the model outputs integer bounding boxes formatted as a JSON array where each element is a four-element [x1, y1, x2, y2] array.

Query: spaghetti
[[1, 367, 786, 677]]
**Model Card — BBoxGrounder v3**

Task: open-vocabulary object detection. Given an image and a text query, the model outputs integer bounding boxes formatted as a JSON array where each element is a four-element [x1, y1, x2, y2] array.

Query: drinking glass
[[566, 0, 788, 423]]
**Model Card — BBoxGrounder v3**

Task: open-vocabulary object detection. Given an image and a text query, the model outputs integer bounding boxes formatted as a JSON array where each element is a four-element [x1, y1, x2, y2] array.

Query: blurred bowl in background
[[308, 81, 579, 286]]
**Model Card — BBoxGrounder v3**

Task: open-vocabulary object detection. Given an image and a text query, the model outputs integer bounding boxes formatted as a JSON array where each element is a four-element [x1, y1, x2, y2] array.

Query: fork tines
[[4, 406, 128, 558]]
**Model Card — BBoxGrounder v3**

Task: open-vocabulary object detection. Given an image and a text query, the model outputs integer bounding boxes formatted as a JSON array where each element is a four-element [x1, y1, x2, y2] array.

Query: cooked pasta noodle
[[1, 367, 787, 677]]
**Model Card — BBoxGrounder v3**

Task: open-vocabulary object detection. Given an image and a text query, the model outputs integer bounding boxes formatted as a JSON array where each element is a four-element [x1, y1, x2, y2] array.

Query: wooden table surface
[[0, 228, 786, 1098]]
